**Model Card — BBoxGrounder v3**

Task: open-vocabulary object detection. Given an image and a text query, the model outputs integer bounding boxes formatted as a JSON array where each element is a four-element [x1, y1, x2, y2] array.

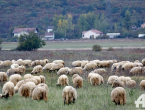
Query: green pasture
[[1, 39, 145, 50]]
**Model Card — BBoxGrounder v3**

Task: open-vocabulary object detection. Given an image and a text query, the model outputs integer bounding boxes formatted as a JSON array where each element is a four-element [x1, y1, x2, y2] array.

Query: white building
[[138, 34, 145, 38], [13, 28, 38, 37], [82, 29, 103, 39], [42, 26, 55, 40], [106, 33, 120, 38]]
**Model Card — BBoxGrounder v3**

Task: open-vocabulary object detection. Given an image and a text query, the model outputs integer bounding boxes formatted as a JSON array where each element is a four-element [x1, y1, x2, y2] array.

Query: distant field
[[1, 39, 145, 50]]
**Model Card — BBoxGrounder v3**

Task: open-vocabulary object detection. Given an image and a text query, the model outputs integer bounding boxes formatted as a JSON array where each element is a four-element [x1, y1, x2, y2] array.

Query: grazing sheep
[[42, 63, 55, 72], [93, 68, 106, 75], [118, 76, 131, 86], [11, 64, 19, 69], [126, 80, 136, 88], [72, 60, 82, 67], [62, 86, 77, 105], [67, 67, 83, 75], [142, 58, 145, 66], [43, 59, 49, 64], [53, 60, 65, 65], [122, 62, 134, 71], [6, 68, 20, 76], [24, 78, 38, 85], [23, 59, 32, 67], [129, 67, 142, 75], [39, 75, 45, 83], [56, 74, 69, 86], [2, 81, 15, 98], [90, 74, 101, 86], [72, 74, 83, 88], [112, 78, 124, 88], [50, 63, 64, 72], [37, 83, 49, 92], [0, 72, 7, 82], [9, 74, 22, 86], [24, 74, 33, 79], [32, 76, 41, 85], [98, 60, 111, 68], [31, 65, 42, 74], [57, 67, 71, 75], [32, 86, 48, 101], [107, 75, 119, 85], [81, 60, 89, 68], [18, 65, 26, 75], [111, 87, 126, 105], [39, 60, 46, 66], [31, 60, 41, 67], [140, 80, 145, 90], [13, 60, 24, 66], [14, 80, 25, 93], [0, 60, 12, 67], [83, 62, 97, 71], [88, 72, 96, 83], [19, 82, 36, 98]]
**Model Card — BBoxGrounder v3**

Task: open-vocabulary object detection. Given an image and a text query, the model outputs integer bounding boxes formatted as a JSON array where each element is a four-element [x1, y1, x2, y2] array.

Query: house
[[141, 23, 145, 28], [12, 28, 38, 37], [82, 29, 103, 39], [106, 33, 120, 38], [138, 34, 145, 38], [42, 26, 55, 40]]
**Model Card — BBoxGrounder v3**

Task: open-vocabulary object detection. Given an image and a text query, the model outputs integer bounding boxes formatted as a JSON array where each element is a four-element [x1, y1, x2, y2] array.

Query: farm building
[[82, 29, 103, 39], [141, 23, 145, 28], [138, 34, 145, 38], [13, 28, 38, 37], [106, 33, 120, 38], [42, 26, 55, 41]]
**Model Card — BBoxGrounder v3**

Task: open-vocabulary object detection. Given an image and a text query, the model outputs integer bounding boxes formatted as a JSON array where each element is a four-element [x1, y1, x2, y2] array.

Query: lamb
[[62, 86, 77, 105], [112, 78, 124, 88], [56, 74, 69, 86], [72, 74, 83, 88], [67, 67, 83, 75], [93, 68, 106, 75], [126, 80, 136, 88], [140, 80, 145, 90], [107, 75, 119, 85], [32, 86, 48, 101], [83, 62, 97, 71], [42, 63, 55, 72], [0, 72, 7, 82], [31, 65, 42, 74], [90, 73, 101, 86], [129, 67, 142, 75], [111, 87, 126, 105], [57, 67, 71, 75], [2, 81, 15, 98], [39, 75, 45, 83], [19, 82, 36, 98], [142, 58, 145, 66], [72, 60, 82, 67], [50, 63, 64, 72], [9, 74, 22, 86]]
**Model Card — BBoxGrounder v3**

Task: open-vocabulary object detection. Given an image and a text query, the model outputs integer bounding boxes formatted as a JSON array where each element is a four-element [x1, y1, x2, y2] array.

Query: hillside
[[0, 0, 145, 39]]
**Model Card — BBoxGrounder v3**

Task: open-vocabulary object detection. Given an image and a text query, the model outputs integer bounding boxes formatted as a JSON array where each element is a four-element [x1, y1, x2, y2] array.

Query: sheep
[[93, 68, 106, 75], [57, 67, 71, 75], [2, 81, 15, 98], [81, 60, 89, 68], [122, 62, 134, 72], [37, 83, 49, 92], [31, 60, 41, 67], [42, 63, 55, 72], [11, 63, 19, 69], [62, 86, 77, 105], [0, 60, 12, 67], [43, 59, 49, 64], [9, 74, 22, 86], [88, 72, 95, 83], [31, 65, 42, 74], [19, 82, 36, 98], [98, 60, 111, 68], [50, 63, 64, 72], [39, 75, 45, 83], [56, 74, 69, 86], [118, 76, 131, 86], [72, 60, 82, 67], [32, 86, 48, 101], [112, 78, 124, 88], [126, 80, 136, 88], [107, 75, 119, 85], [14, 80, 25, 93], [111, 87, 126, 105], [32, 76, 41, 85], [24, 74, 33, 79], [24, 78, 38, 85], [83, 62, 97, 71], [133, 62, 143, 67], [67, 67, 83, 75], [0, 72, 7, 82], [23, 59, 32, 67], [13, 60, 24, 66], [142, 58, 145, 66], [52, 60, 65, 65], [18, 65, 26, 75], [72, 74, 83, 88], [90, 73, 101, 86], [7, 66, 25, 76], [129, 67, 142, 75], [140, 80, 145, 90]]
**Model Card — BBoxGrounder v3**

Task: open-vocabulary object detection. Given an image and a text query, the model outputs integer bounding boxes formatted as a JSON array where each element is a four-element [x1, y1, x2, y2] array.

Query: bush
[[107, 47, 114, 51], [15, 32, 46, 51], [92, 44, 102, 52]]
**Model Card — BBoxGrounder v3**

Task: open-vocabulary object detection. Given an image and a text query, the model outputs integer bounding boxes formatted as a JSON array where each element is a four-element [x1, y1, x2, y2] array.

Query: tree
[[123, 10, 132, 31], [16, 32, 45, 51]]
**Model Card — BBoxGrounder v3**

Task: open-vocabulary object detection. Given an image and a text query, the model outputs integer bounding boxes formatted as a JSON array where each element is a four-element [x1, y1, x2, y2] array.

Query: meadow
[[0, 47, 145, 109]]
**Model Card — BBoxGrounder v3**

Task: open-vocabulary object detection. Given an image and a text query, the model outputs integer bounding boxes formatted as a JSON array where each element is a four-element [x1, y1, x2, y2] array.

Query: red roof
[[82, 29, 103, 34], [141, 23, 145, 28], [13, 28, 36, 33]]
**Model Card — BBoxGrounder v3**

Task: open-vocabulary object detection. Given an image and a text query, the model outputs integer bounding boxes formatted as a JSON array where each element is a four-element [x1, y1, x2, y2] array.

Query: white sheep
[[126, 80, 136, 88], [57, 67, 71, 75], [142, 58, 145, 66], [83, 62, 97, 71], [111, 87, 126, 105], [31, 65, 42, 74], [140, 80, 145, 90], [107, 75, 119, 85], [93, 68, 106, 75], [90, 73, 101, 86], [72, 60, 82, 67], [62, 86, 77, 105], [39, 75, 45, 83], [9, 74, 22, 86], [56, 74, 69, 86], [81, 60, 89, 68], [50, 63, 64, 72], [112, 78, 124, 88], [67, 67, 83, 75], [72, 74, 83, 88], [129, 67, 142, 75], [42, 63, 55, 72], [23, 59, 32, 67], [0, 72, 7, 82], [24, 74, 33, 79], [52, 60, 65, 65]]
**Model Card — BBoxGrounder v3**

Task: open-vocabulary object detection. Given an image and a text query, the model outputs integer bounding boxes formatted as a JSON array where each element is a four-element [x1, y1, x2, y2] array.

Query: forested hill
[[0, 0, 145, 39]]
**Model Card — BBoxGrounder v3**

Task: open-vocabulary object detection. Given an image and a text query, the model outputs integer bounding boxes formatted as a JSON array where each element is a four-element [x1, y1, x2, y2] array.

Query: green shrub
[[107, 47, 114, 51], [92, 44, 102, 52]]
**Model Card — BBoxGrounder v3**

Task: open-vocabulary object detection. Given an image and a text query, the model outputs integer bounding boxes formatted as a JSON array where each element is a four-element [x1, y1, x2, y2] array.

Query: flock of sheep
[[0, 58, 145, 105]]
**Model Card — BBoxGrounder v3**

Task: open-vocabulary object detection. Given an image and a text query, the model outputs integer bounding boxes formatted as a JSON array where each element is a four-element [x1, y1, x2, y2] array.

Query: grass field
[[1, 39, 145, 50], [0, 48, 145, 109]]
